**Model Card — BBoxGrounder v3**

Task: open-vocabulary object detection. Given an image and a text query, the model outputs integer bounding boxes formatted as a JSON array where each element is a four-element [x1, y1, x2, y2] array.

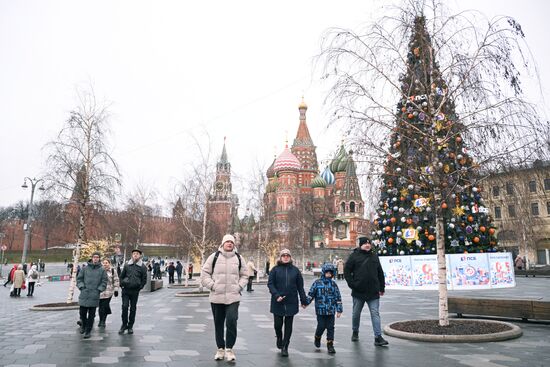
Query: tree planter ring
[[384, 319, 522, 343], [31, 302, 80, 311], [175, 291, 210, 297], [168, 283, 200, 289]]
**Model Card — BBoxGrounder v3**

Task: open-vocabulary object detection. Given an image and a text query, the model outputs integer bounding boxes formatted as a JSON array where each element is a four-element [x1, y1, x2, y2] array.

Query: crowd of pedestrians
[[2, 234, 388, 362]]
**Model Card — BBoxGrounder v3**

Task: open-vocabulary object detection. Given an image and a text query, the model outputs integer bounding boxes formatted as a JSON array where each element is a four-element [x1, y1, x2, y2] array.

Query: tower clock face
[[216, 182, 224, 190]]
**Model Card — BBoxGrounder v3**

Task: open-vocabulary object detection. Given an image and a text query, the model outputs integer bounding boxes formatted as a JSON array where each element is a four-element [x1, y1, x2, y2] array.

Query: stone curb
[[384, 319, 522, 343], [175, 292, 210, 298], [30, 304, 80, 311], [167, 283, 200, 288]]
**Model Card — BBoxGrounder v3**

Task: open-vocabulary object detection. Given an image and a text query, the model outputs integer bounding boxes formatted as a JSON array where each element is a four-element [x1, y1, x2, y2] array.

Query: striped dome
[[274, 145, 301, 173], [320, 166, 335, 185], [311, 174, 327, 188]]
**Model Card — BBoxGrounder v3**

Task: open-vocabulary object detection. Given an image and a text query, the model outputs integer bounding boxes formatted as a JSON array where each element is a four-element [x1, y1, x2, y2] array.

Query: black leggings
[[274, 315, 294, 347]]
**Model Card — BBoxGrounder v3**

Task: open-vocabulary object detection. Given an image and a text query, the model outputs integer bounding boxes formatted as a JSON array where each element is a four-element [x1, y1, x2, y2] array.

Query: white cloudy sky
[[1, 0, 549, 214]]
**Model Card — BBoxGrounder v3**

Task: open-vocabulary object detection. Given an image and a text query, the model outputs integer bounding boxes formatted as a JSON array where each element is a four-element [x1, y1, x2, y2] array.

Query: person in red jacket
[[3, 265, 17, 287]]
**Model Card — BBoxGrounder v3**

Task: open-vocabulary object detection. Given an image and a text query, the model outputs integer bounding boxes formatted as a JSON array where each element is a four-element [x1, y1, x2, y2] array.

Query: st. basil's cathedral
[[208, 99, 370, 249]]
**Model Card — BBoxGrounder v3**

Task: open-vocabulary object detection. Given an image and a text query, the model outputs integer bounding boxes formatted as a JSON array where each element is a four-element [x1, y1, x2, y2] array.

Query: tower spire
[[219, 136, 228, 164]]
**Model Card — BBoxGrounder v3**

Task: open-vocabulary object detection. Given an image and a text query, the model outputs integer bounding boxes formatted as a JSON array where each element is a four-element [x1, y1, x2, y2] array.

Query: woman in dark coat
[[267, 249, 307, 357]]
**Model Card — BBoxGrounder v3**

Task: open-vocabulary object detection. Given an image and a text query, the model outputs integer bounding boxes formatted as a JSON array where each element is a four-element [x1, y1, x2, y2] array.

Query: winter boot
[[374, 335, 389, 346], [98, 316, 105, 328], [327, 340, 336, 354], [78, 320, 85, 334], [314, 335, 321, 348], [83, 329, 91, 339], [351, 331, 359, 342], [276, 335, 283, 349], [118, 325, 127, 335], [281, 346, 289, 357]]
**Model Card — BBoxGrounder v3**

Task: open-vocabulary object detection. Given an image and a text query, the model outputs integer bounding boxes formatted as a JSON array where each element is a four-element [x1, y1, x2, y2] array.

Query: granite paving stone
[[0, 268, 549, 366]]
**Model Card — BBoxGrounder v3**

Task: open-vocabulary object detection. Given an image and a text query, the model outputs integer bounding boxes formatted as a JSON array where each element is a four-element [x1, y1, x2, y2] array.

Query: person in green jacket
[[77, 252, 108, 339]]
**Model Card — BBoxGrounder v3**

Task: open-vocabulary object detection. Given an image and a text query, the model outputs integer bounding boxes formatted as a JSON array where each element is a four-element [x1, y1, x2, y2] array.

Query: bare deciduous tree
[[44, 86, 121, 303], [171, 132, 220, 286], [34, 199, 65, 252], [123, 184, 159, 250]]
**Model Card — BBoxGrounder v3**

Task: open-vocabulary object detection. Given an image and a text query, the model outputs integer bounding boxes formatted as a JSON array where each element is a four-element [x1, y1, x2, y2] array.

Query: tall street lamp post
[[21, 177, 45, 264], [0, 232, 5, 277]]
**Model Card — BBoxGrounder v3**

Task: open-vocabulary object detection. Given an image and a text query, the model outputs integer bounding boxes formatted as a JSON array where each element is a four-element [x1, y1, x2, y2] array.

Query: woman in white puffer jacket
[[98, 258, 120, 328], [26, 265, 39, 296]]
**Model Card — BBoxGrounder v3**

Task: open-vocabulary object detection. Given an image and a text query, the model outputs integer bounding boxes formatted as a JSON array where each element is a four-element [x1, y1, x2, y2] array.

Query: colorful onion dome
[[320, 166, 335, 185], [311, 174, 327, 188], [336, 154, 350, 172], [274, 145, 301, 173], [266, 158, 276, 178], [330, 144, 349, 173]]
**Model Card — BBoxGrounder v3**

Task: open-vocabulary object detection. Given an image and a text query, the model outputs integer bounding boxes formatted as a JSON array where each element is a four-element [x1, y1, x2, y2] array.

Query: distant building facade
[[484, 160, 550, 266]]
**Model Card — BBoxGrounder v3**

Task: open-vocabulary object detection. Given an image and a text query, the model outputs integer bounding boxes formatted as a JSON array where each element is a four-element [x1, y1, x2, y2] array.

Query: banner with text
[[380, 252, 515, 290]]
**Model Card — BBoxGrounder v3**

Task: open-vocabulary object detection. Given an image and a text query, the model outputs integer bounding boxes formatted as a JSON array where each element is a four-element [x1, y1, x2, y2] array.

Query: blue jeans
[[352, 297, 382, 337]]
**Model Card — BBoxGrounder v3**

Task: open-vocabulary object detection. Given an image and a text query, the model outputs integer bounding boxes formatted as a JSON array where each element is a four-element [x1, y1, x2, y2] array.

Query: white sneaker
[[214, 348, 225, 360], [225, 348, 236, 361]]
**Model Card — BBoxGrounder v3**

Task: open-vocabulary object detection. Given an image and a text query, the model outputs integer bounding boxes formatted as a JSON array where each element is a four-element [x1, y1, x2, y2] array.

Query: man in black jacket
[[344, 237, 389, 346], [119, 249, 147, 335]]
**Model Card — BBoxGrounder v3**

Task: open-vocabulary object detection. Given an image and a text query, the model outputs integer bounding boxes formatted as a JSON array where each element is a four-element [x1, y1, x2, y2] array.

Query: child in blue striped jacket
[[305, 263, 343, 354]]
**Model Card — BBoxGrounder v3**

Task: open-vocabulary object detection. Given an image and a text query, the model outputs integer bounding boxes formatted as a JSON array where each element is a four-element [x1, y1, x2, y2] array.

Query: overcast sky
[[1, 0, 549, 214]]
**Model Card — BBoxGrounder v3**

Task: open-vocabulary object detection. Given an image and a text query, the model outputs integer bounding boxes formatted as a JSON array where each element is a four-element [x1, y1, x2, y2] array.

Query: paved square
[[1, 267, 549, 366]]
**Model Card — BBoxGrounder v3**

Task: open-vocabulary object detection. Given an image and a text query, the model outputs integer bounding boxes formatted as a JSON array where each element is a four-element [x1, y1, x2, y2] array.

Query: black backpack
[[211, 251, 242, 273]]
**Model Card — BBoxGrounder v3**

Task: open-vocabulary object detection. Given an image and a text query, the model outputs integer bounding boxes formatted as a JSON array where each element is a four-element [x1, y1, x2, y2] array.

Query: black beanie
[[358, 237, 370, 246]]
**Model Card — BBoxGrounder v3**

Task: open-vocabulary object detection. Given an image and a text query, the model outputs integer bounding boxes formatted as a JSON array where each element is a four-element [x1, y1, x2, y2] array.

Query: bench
[[448, 296, 550, 321], [515, 269, 550, 278], [150, 279, 163, 292]]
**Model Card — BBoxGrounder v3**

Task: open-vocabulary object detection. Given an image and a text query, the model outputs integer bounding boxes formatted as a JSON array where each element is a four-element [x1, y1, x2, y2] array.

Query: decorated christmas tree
[[372, 16, 498, 256]]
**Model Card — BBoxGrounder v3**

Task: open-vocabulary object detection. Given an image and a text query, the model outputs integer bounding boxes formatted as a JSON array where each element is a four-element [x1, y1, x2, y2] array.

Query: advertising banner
[[379, 256, 412, 289], [448, 253, 491, 290], [380, 252, 513, 290], [489, 252, 516, 288]]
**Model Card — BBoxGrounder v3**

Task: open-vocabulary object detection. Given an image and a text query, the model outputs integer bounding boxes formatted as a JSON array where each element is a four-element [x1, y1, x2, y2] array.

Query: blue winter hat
[[321, 263, 336, 275]]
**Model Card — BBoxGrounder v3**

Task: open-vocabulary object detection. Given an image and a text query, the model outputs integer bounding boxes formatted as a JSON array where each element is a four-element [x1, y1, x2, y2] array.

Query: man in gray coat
[[201, 234, 248, 362], [77, 251, 108, 339]]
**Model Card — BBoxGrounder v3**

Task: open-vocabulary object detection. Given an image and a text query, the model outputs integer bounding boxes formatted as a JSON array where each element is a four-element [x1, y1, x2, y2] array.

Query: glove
[[114, 291, 119, 297]]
